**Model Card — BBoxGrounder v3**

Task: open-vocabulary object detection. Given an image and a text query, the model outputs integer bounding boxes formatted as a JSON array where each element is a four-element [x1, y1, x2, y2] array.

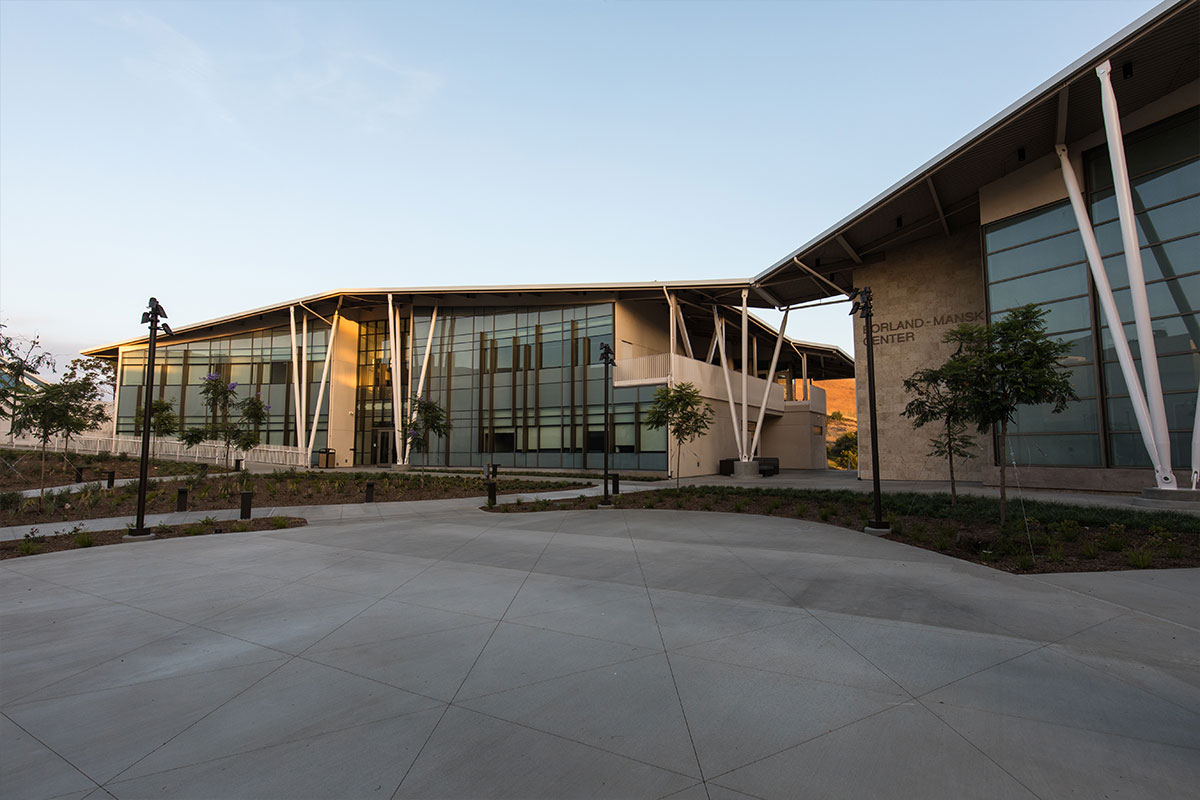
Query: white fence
[[3, 433, 308, 469]]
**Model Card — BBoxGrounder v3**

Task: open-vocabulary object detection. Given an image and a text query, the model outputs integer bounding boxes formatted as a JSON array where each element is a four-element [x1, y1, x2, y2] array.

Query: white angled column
[[288, 306, 305, 451], [1096, 60, 1174, 486], [741, 290, 749, 461], [1056, 144, 1171, 488], [307, 311, 339, 461], [404, 307, 439, 465], [387, 294, 402, 466], [750, 308, 788, 459], [713, 307, 743, 460]]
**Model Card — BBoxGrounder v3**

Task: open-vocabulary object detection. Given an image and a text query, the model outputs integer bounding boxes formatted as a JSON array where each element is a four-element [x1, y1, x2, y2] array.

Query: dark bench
[[755, 457, 780, 477], [718, 457, 779, 476]]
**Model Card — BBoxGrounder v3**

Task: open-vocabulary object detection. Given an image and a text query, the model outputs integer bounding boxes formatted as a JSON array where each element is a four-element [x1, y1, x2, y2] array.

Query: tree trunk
[[676, 442, 682, 490], [998, 421, 1008, 525], [948, 449, 957, 505], [39, 437, 48, 510]]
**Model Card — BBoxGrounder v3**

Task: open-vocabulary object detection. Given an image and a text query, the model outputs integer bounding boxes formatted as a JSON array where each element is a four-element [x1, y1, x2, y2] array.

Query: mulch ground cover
[[0, 448, 223, 491], [488, 485, 1200, 575], [0, 471, 590, 528], [1, 516, 308, 560]]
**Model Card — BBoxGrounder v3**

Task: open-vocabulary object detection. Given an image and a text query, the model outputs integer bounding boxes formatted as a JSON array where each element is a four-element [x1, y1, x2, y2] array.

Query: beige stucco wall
[[759, 402, 828, 470], [668, 385, 825, 478], [614, 300, 671, 360], [326, 314, 360, 467], [853, 226, 989, 482]]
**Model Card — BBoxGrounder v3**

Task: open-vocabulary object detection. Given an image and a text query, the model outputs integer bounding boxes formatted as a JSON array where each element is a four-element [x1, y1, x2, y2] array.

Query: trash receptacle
[[318, 449, 336, 469]]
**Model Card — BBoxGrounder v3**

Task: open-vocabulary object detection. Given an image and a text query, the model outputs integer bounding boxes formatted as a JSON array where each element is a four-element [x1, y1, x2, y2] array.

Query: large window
[[117, 323, 331, 452], [1087, 108, 1199, 469], [983, 107, 1198, 470], [354, 320, 406, 466], [408, 303, 666, 471]]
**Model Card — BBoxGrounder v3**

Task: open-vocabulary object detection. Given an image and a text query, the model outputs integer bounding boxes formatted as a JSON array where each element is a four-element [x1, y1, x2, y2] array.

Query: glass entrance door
[[372, 429, 394, 466]]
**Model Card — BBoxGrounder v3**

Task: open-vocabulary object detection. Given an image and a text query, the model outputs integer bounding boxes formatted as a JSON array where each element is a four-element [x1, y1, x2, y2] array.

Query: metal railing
[[2, 433, 308, 468]]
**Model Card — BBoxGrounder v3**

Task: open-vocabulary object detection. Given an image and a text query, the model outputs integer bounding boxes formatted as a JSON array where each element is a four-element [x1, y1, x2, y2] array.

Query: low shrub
[[1126, 546, 1152, 569]]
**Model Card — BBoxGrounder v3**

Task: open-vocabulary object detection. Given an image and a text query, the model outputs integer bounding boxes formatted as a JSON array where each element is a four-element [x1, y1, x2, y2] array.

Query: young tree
[[407, 394, 450, 471], [62, 357, 116, 402], [0, 325, 55, 434], [943, 304, 1077, 523], [179, 374, 269, 467], [10, 384, 74, 507], [644, 382, 714, 489], [56, 374, 110, 463], [902, 366, 975, 504], [150, 399, 179, 456]]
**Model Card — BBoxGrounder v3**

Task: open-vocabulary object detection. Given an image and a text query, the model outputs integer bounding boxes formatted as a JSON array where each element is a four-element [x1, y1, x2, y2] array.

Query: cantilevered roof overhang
[[82, 280, 767, 356], [752, 0, 1199, 307], [82, 280, 854, 380]]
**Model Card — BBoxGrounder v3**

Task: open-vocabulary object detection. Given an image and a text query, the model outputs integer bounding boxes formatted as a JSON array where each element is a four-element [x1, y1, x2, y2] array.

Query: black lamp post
[[127, 297, 172, 539], [849, 287, 888, 531], [599, 342, 615, 505]]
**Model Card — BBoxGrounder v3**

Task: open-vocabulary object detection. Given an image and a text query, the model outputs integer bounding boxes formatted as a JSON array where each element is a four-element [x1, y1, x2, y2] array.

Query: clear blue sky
[[0, 0, 1162, 371]]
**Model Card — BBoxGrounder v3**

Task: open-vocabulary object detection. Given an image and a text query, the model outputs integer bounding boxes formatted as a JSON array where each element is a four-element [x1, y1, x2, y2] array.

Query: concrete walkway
[[2, 502, 1197, 799]]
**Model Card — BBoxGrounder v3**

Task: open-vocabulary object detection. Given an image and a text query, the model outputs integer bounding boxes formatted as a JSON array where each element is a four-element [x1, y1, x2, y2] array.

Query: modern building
[[83, 282, 852, 476], [85, 1, 1196, 492], [752, 0, 1198, 493]]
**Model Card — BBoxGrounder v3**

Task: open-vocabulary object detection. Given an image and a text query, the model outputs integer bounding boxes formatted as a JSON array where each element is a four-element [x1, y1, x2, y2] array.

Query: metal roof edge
[[81, 279, 761, 356], [752, 0, 1191, 283]]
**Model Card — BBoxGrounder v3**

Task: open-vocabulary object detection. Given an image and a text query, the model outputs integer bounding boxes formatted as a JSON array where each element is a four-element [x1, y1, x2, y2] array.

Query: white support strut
[[306, 310, 339, 460], [713, 307, 743, 460], [288, 307, 304, 452], [1056, 145, 1170, 487], [676, 303, 695, 359], [668, 291, 677, 360], [750, 308, 788, 459], [404, 307, 439, 465], [300, 315, 308, 452], [387, 294, 402, 466], [740, 290, 749, 462], [1096, 60, 1175, 486]]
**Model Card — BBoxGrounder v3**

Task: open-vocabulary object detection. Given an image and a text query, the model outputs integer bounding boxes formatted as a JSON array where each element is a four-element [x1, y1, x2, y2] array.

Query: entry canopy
[[752, 0, 1198, 307]]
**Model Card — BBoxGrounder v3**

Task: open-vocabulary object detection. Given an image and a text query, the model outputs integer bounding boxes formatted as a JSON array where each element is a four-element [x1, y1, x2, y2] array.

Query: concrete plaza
[[2, 501, 1198, 799]]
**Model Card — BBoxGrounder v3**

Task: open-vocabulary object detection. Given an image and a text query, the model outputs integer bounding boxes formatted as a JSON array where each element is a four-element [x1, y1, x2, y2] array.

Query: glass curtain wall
[[116, 322, 331, 452], [1087, 108, 1199, 468], [982, 107, 1198, 469], [354, 319, 406, 466], [411, 303, 667, 471]]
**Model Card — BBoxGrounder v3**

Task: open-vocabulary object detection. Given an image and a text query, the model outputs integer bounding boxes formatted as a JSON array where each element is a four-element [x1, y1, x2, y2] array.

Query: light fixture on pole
[[599, 342, 615, 506], [126, 297, 171, 539], [848, 287, 888, 532]]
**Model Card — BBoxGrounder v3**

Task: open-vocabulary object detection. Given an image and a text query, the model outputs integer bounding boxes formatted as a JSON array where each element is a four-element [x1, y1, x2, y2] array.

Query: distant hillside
[[815, 378, 856, 422]]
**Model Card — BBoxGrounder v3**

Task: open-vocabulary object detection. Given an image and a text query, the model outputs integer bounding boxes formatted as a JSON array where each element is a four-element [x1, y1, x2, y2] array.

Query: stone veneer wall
[[853, 225, 990, 481]]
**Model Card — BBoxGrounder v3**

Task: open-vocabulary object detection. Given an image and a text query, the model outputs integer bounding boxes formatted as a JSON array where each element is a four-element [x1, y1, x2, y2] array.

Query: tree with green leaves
[[179, 374, 269, 467], [61, 357, 116, 403], [0, 324, 55, 435], [827, 430, 858, 470], [645, 381, 714, 489], [10, 384, 76, 508], [902, 365, 975, 504], [150, 399, 179, 456], [406, 394, 450, 471], [942, 304, 1078, 523], [56, 374, 110, 464]]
